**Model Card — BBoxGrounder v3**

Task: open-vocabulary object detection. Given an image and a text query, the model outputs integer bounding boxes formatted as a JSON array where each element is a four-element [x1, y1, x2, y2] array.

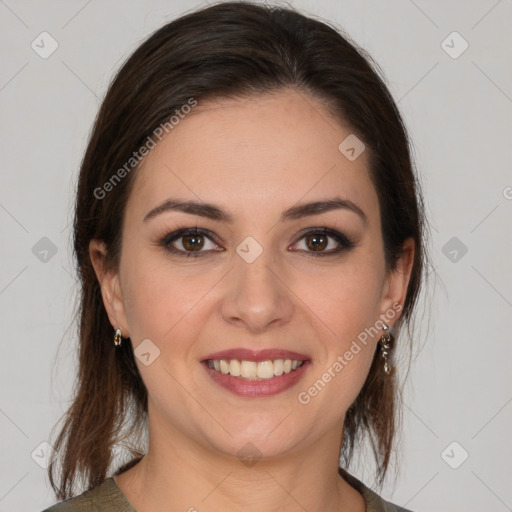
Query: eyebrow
[[143, 196, 367, 225]]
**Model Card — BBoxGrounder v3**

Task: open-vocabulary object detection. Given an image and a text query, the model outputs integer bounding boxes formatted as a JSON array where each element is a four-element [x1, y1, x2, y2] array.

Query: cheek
[[295, 255, 385, 344], [123, 272, 186, 340], [120, 250, 219, 347], [296, 277, 380, 417], [291, 254, 384, 403]]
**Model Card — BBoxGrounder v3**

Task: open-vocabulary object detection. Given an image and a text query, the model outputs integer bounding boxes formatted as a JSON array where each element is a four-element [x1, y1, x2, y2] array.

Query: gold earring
[[114, 328, 122, 347], [380, 323, 393, 375]]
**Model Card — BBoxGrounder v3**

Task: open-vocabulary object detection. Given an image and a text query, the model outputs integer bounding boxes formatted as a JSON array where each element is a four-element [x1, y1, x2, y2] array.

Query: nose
[[220, 248, 295, 334]]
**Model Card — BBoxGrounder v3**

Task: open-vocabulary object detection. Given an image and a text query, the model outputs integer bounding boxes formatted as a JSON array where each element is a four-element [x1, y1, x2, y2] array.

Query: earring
[[114, 328, 122, 347], [380, 323, 393, 375]]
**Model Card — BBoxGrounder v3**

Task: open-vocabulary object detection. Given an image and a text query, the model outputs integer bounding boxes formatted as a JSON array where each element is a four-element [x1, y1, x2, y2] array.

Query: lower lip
[[202, 361, 310, 398]]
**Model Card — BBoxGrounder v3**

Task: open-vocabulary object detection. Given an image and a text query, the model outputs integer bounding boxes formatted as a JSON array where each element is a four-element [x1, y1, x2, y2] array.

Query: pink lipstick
[[202, 348, 310, 398]]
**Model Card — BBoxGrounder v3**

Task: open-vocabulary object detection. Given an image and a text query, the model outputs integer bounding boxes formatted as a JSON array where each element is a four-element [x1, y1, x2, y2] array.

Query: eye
[[290, 228, 356, 256], [157, 226, 356, 259], [158, 227, 222, 257]]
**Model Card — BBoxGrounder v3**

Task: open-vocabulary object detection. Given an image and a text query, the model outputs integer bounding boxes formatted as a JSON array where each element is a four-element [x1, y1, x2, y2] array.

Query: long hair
[[48, 0, 428, 499]]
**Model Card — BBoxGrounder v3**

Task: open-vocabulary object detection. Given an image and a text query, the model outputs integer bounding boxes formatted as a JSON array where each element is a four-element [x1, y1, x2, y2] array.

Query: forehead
[[127, 89, 378, 224]]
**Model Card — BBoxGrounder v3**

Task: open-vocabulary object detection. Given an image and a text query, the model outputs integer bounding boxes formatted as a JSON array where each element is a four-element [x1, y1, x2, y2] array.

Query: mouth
[[201, 349, 310, 398], [205, 358, 305, 380]]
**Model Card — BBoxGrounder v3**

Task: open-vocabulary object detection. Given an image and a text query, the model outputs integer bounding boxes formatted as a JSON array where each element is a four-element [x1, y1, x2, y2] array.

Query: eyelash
[[156, 224, 357, 259]]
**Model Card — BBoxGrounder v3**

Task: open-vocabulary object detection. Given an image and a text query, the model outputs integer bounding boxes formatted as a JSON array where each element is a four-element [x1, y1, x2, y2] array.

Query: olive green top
[[43, 469, 413, 512]]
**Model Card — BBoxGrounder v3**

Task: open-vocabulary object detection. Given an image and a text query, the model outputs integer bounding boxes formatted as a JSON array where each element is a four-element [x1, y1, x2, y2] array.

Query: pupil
[[307, 234, 327, 251], [183, 234, 203, 251]]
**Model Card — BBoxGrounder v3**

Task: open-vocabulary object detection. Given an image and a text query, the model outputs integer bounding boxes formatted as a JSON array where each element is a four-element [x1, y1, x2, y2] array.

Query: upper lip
[[203, 348, 310, 362]]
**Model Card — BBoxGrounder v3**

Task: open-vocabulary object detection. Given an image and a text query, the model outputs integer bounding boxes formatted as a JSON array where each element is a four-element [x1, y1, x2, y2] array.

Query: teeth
[[207, 358, 304, 380], [273, 359, 284, 376], [220, 359, 230, 374], [257, 360, 274, 379], [241, 360, 257, 379], [229, 359, 241, 377]]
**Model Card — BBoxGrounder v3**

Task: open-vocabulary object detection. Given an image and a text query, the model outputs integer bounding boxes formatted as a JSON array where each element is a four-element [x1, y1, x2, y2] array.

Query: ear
[[89, 239, 130, 337], [379, 237, 415, 327]]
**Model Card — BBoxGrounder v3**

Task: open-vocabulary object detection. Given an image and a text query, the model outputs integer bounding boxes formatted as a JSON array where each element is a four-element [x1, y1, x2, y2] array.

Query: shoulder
[[42, 478, 135, 512], [339, 468, 415, 512], [359, 485, 414, 512]]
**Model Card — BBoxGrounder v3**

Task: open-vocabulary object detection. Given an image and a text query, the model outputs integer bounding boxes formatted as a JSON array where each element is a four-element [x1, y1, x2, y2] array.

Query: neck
[[114, 412, 364, 512]]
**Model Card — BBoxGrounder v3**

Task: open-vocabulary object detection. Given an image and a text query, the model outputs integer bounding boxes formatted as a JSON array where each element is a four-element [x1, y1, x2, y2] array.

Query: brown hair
[[49, 0, 428, 499]]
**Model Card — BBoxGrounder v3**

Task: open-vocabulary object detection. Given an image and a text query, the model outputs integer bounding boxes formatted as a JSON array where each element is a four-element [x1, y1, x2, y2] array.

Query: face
[[91, 89, 413, 461]]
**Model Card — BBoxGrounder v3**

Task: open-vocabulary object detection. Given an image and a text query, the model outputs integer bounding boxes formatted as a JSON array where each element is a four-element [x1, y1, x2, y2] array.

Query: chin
[[199, 412, 306, 461]]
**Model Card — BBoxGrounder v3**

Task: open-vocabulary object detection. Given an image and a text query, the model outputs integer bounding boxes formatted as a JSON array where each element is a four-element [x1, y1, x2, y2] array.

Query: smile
[[206, 358, 305, 380]]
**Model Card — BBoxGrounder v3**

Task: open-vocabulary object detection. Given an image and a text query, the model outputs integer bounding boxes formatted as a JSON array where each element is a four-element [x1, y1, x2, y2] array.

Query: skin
[[90, 88, 414, 512]]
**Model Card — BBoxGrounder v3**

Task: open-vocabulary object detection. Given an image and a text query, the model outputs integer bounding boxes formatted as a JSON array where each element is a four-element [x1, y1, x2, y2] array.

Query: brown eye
[[181, 233, 205, 251], [159, 227, 222, 258], [291, 228, 356, 256], [305, 233, 328, 251]]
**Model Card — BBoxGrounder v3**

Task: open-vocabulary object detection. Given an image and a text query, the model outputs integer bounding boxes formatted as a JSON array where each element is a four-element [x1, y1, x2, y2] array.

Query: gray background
[[1, 0, 511, 511]]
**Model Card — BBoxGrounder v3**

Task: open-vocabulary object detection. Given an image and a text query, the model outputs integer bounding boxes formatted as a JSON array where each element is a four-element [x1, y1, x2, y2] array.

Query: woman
[[44, 1, 427, 511]]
